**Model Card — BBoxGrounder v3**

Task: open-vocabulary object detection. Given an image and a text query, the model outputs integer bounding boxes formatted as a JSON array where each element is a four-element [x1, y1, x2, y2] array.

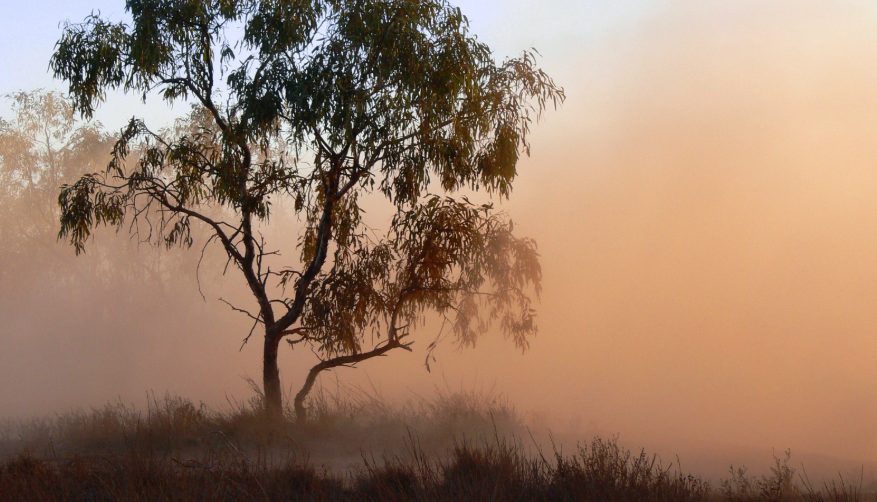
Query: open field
[[1, 391, 873, 502]]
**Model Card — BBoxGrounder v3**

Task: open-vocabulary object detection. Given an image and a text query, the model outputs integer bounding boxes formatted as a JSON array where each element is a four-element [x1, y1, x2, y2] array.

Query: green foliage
[[51, 0, 563, 410]]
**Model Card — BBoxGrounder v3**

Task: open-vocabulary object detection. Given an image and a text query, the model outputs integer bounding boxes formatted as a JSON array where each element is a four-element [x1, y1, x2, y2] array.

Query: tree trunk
[[262, 333, 283, 420]]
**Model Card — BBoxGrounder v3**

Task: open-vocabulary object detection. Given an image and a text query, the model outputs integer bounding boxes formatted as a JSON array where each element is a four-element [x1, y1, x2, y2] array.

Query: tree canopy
[[51, 0, 563, 418]]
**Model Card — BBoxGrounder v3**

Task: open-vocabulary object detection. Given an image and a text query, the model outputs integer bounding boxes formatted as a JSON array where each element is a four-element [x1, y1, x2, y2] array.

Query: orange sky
[[480, 0, 877, 463]]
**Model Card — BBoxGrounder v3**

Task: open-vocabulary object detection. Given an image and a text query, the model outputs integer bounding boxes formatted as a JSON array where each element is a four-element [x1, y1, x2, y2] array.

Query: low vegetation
[[0, 391, 872, 501]]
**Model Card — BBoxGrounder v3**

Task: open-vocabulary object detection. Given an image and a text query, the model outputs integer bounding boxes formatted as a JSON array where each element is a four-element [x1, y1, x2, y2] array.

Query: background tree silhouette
[[51, 0, 563, 419], [0, 91, 109, 269], [0, 90, 176, 295]]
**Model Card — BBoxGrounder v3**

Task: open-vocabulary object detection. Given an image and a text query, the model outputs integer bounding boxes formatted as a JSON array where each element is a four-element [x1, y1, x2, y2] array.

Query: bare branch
[[219, 297, 260, 323]]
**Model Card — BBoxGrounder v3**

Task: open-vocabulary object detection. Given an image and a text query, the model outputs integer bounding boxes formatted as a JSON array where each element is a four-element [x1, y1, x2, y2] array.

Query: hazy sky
[[4, 0, 877, 477]]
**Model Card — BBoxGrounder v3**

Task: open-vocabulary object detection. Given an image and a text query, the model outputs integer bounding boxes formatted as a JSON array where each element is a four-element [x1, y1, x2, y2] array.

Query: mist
[[3, 0, 877, 482], [488, 0, 877, 466]]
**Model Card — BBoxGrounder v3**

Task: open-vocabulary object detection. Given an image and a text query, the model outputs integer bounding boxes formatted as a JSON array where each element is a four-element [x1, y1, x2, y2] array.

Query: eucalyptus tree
[[51, 0, 563, 419]]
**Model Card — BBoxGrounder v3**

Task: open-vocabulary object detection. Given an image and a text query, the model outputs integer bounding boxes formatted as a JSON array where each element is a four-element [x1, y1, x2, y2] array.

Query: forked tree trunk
[[262, 334, 283, 420]]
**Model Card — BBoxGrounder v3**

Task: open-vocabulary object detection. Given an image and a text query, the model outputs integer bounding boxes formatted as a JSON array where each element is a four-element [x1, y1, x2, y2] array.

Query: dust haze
[[3, 0, 877, 479]]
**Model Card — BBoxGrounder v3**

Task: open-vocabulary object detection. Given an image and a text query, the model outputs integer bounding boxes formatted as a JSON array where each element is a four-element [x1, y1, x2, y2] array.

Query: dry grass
[[0, 391, 873, 501]]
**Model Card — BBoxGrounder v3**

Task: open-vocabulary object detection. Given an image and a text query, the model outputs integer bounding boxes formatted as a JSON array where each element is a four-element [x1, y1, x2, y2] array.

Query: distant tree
[[51, 0, 563, 419], [0, 89, 211, 312], [0, 91, 112, 285], [0, 92, 102, 251], [0, 91, 198, 295]]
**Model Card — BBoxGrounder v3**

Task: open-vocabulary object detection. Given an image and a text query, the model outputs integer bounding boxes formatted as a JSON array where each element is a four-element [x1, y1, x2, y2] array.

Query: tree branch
[[293, 337, 412, 420]]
